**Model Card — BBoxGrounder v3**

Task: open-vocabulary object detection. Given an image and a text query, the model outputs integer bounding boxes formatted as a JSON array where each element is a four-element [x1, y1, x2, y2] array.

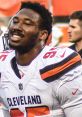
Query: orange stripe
[[41, 55, 81, 79], [27, 106, 50, 117]]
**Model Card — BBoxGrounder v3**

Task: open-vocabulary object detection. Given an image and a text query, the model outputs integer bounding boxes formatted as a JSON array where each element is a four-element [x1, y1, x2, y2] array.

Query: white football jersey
[[0, 46, 81, 117]]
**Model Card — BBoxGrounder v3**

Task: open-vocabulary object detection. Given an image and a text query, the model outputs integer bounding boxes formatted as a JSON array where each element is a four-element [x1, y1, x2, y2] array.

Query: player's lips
[[9, 29, 24, 41], [10, 29, 24, 36], [10, 35, 22, 41], [68, 34, 72, 38]]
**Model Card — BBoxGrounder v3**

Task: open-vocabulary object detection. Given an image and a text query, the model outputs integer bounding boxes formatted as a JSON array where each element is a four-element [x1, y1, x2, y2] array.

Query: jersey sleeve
[[52, 88, 65, 117], [40, 47, 81, 83], [51, 65, 82, 117], [0, 50, 14, 86]]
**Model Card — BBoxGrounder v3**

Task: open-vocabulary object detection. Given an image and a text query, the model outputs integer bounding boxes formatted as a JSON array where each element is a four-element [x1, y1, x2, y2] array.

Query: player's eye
[[24, 20, 34, 26]]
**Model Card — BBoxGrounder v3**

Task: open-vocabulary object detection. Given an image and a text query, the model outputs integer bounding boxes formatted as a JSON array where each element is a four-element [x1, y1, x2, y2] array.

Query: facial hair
[[9, 32, 39, 54], [70, 37, 82, 43]]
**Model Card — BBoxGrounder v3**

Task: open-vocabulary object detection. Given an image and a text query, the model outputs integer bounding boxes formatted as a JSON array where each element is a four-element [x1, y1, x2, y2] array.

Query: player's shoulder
[[42, 45, 81, 65], [40, 46, 81, 83]]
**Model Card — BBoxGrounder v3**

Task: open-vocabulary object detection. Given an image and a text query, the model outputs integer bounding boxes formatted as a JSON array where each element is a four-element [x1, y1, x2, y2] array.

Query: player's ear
[[39, 30, 48, 41]]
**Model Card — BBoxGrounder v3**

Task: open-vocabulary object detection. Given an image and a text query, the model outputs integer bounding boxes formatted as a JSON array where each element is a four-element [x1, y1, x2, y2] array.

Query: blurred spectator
[[68, 10, 82, 61]]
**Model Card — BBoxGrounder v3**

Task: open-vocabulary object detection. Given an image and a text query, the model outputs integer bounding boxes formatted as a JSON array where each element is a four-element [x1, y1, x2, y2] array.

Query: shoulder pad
[[40, 46, 81, 82]]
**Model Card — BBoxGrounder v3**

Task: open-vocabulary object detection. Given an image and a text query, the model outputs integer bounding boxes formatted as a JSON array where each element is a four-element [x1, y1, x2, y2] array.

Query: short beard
[[70, 37, 82, 43], [9, 33, 39, 54], [9, 40, 37, 54]]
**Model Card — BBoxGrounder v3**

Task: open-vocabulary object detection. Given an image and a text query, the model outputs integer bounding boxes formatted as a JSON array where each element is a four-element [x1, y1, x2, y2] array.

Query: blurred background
[[0, 0, 82, 47]]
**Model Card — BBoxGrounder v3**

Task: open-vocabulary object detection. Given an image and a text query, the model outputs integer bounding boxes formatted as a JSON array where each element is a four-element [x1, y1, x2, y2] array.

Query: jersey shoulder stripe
[[40, 52, 81, 83], [0, 49, 14, 62]]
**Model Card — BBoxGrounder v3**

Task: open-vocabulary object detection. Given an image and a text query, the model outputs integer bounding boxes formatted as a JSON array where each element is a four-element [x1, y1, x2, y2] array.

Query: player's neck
[[15, 44, 44, 66], [75, 39, 82, 52]]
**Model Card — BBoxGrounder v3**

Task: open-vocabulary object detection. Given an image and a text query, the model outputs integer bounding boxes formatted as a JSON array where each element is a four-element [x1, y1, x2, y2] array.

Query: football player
[[0, 2, 82, 117]]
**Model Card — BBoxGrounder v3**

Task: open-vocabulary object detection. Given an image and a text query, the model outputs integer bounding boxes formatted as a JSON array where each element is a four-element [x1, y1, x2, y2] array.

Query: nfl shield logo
[[18, 83, 23, 90]]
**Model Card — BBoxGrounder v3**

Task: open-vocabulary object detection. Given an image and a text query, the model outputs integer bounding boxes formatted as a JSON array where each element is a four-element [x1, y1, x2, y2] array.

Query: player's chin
[[9, 41, 20, 49], [69, 38, 74, 42]]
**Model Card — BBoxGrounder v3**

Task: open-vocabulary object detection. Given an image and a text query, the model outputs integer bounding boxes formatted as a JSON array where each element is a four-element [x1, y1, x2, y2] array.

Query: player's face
[[68, 19, 82, 43], [8, 8, 42, 53]]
